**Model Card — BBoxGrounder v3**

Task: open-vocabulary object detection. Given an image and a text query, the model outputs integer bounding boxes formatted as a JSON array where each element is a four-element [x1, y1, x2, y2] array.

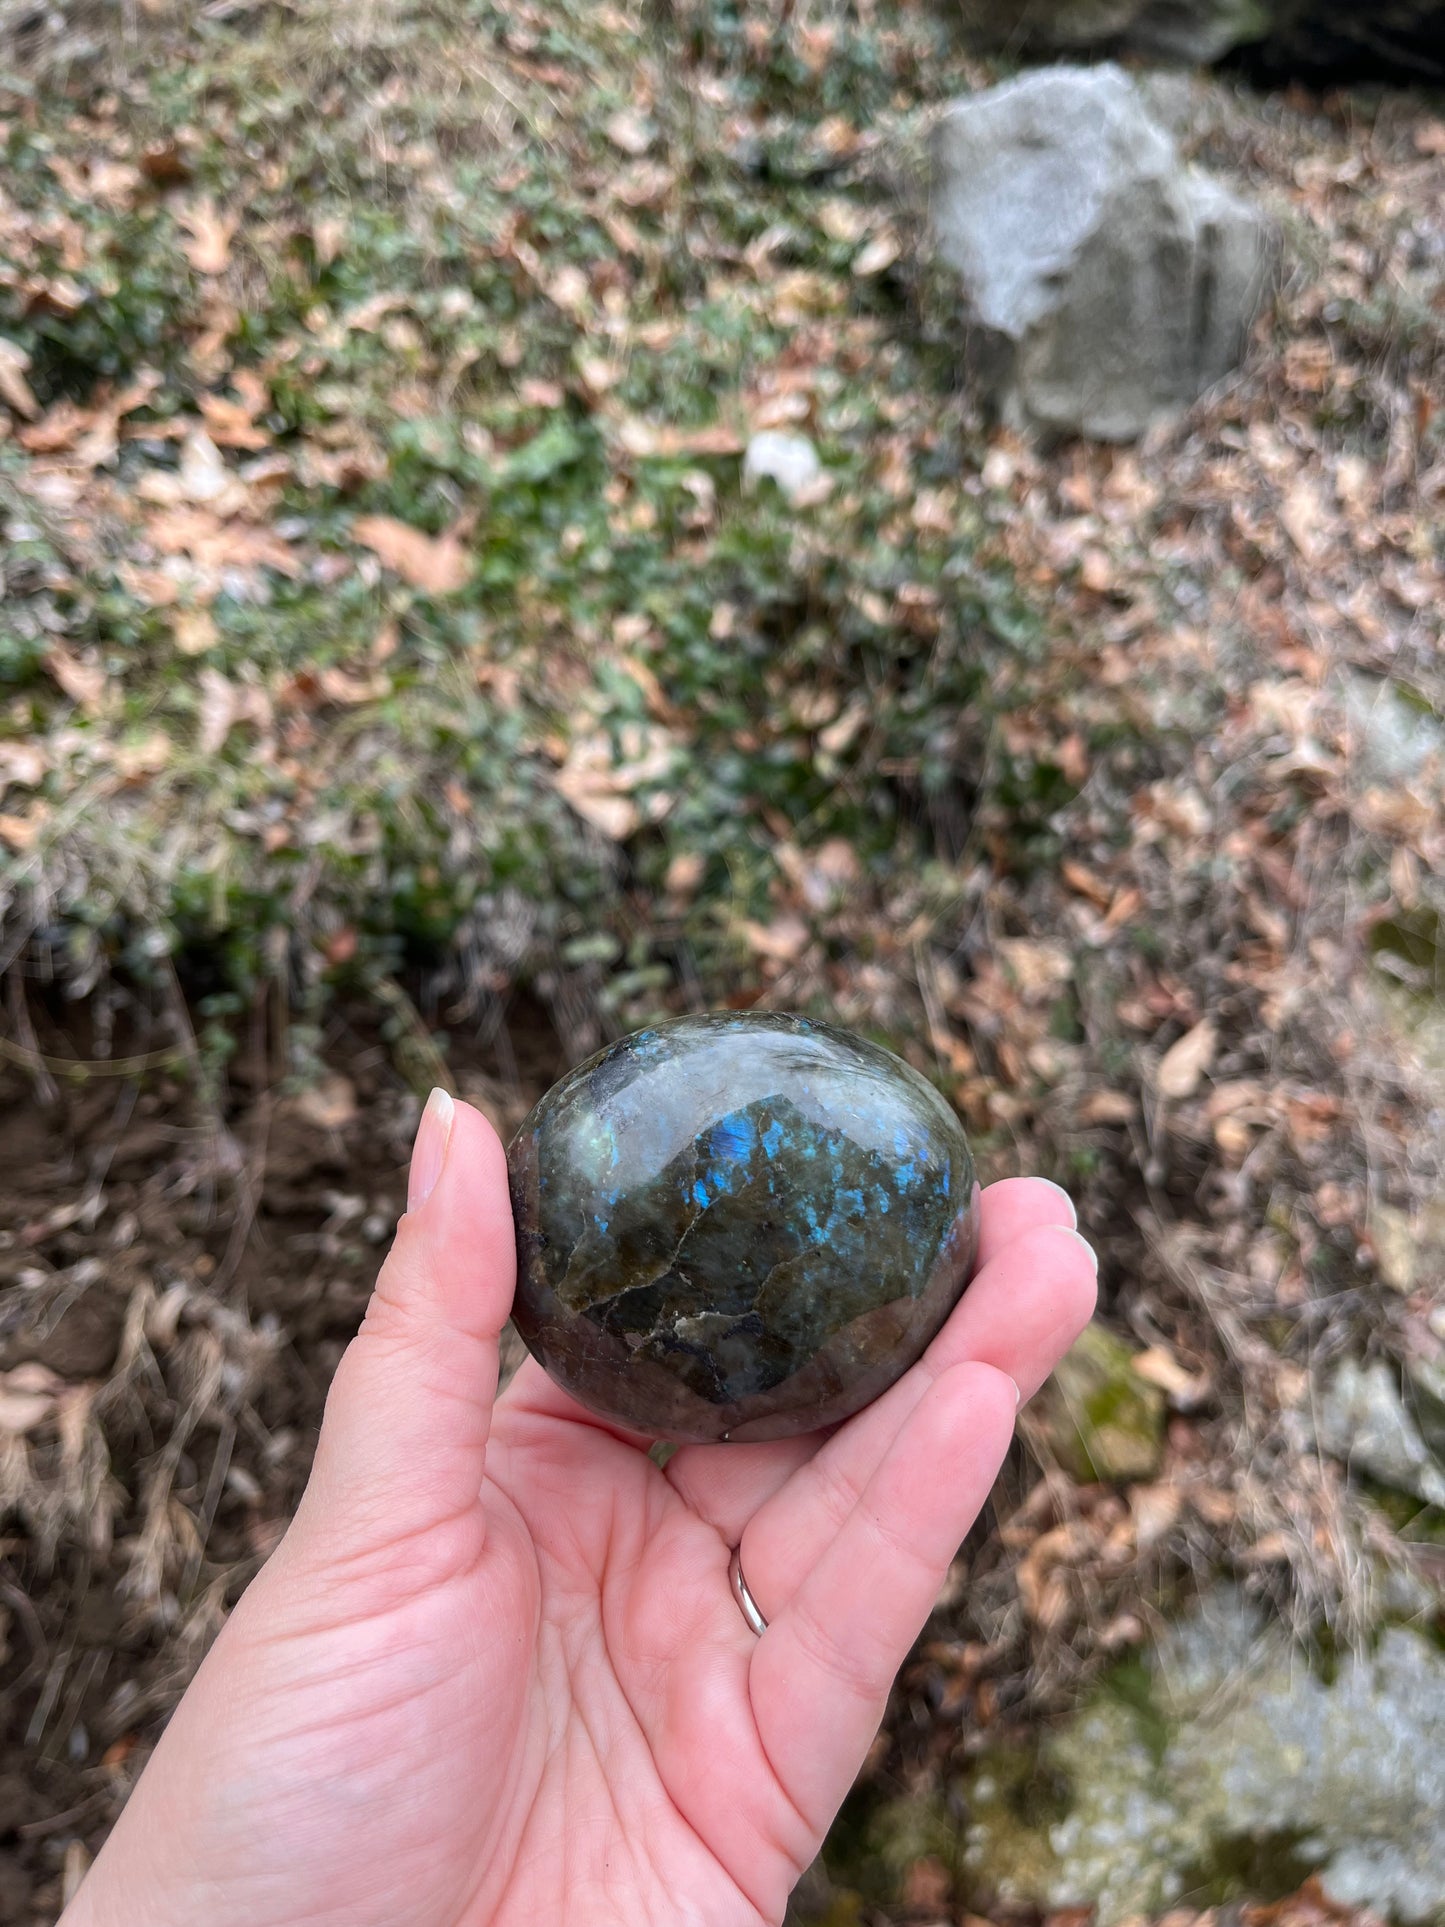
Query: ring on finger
[[729, 1544, 768, 1635]]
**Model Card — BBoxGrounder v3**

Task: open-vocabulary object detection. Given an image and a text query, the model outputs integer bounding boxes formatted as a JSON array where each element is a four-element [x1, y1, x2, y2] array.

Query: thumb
[[296, 1090, 517, 1552]]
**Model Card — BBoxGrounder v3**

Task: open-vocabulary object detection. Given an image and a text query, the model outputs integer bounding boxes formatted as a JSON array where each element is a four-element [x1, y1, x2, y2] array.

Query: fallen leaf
[[144, 507, 302, 577], [19, 399, 95, 453], [605, 107, 655, 156], [1079, 547, 1115, 594], [1133, 1345, 1211, 1408], [0, 338, 39, 419], [0, 812, 45, 851], [519, 377, 565, 409], [44, 644, 107, 713], [1156, 1018, 1217, 1099], [547, 264, 591, 316], [613, 417, 744, 459], [818, 198, 871, 244], [173, 607, 219, 656], [1078, 1089, 1137, 1125], [665, 849, 706, 897], [318, 665, 391, 706], [997, 939, 1074, 1001], [0, 1363, 62, 1435], [741, 915, 809, 962], [113, 732, 172, 780], [1015, 1519, 1092, 1628], [288, 1073, 358, 1131], [140, 137, 191, 185], [1129, 1481, 1183, 1551], [852, 228, 900, 276], [0, 742, 48, 787], [1061, 858, 1113, 909], [198, 668, 240, 756], [353, 514, 472, 594], [817, 699, 868, 757], [176, 197, 238, 275], [1279, 479, 1326, 562], [179, 430, 239, 505], [552, 725, 677, 840], [312, 214, 347, 267], [199, 391, 270, 451]]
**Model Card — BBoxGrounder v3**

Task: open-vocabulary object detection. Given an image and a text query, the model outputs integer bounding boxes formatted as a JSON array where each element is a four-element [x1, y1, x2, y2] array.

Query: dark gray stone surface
[[508, 1012, 979, 1442]]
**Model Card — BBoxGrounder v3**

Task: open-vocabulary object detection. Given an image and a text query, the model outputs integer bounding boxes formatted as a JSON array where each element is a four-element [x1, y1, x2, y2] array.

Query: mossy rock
[[1032, 1324, 1166, 1484]]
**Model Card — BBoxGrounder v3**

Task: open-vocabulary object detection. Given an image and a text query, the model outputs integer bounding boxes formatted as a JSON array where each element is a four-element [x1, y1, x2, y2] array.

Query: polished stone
[[507, 1012, 979, 1443]]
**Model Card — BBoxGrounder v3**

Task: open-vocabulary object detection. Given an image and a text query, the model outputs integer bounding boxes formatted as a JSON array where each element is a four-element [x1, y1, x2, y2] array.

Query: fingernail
[[408, 1088, 455, 1213], [1008, 1374, 1022, 1409], [1062, 1226, 1099, 1275], [1037, 1179, 1078, 1229]]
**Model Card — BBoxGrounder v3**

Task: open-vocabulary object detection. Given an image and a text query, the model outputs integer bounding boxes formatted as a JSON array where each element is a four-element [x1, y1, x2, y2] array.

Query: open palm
[[68, 1098, 1096, 1927]]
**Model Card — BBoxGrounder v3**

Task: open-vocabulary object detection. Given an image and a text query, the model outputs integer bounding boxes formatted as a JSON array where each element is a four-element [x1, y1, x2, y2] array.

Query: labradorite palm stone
[[507, 1012, 979, 1443]]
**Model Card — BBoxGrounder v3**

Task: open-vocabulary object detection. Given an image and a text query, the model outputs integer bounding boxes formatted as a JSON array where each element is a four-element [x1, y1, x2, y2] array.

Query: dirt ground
[[0, 989, 561, 1921]]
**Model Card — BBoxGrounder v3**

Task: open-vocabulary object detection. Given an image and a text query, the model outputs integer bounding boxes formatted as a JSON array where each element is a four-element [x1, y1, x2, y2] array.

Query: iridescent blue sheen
[[507, 1012, 979, 1442]]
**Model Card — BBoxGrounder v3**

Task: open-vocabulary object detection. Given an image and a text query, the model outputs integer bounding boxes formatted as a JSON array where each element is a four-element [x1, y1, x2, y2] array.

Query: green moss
[[1032, 1325, 1167, 1484]]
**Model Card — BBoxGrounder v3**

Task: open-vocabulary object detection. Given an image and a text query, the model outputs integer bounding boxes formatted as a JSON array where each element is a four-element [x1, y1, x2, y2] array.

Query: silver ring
[[729, 1545, 768, 1636]]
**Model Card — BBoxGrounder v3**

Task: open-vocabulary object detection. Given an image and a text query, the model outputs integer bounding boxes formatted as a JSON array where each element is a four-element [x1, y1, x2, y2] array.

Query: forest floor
[[0, 0, 1442, 1921]]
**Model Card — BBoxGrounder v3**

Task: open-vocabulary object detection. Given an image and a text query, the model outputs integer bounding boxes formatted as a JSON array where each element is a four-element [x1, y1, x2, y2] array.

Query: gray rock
[[742, 430, 823, 502], [950, 0, 1142, 49], [947, 0, 1445, 80], [962, 1585, 1445, 1923], [1317, 1354, 1445, 1508], [1344, 675, 1445, 786], [1127, 0, 1271, 61], [930, 66, 1275, 442], [952, 0, 1267, 60]]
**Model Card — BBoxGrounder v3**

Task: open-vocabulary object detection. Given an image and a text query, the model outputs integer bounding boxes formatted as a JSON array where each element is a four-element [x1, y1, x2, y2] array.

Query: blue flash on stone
[[507, 1011, 979, 1444]]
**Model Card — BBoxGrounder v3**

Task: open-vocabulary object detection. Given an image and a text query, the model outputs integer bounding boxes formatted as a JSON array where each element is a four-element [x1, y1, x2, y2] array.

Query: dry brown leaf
[[741, 915, 809, 963], [0, 742, 48, 788], [1129, 1481, 1183, 1551], [19, 399, 94, 453], [287, 1073, 359, 1131], [199, 391, 270, 451], [0, 1363, 62, 1435], [0, 811, 45, 851], [173, 607, 219, 656], [1279, 479, 1326, 562], [1102, 885, 1144, 931], [552, 725, 677, 840], [997, 938, 1073, 1001], [0, 337, 39, 419], [318, 666, 391, 706], [113, 732, 172, 781], [547, 264, 591, 317], [605, 107, 655, 156], [44, 643, 107, 713], [852, 228, 900, 276], [313, 214, 347, 268], [198, 668, 240, 756], [1133, 1345, 1211, 1408], [614, 417, 745, 459], [1061, 858, 1113, 908], [176, 197, 238, 275], [1015, 1519, 1092, 1628], [1078, 1089, 1137, 1125], [353, 514, 472, 594], [1156, 1018, 1216, 1099], [145, 507, 302, 577], [817, 699, 868, 757]]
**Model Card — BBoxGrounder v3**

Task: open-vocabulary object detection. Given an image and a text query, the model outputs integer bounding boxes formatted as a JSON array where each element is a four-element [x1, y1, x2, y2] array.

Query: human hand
[[64, 1092, 1096, 1927]]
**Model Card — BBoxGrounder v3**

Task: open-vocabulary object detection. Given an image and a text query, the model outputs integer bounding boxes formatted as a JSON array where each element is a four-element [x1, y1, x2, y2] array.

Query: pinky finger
[[746, 1362, 1017, 1833]]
